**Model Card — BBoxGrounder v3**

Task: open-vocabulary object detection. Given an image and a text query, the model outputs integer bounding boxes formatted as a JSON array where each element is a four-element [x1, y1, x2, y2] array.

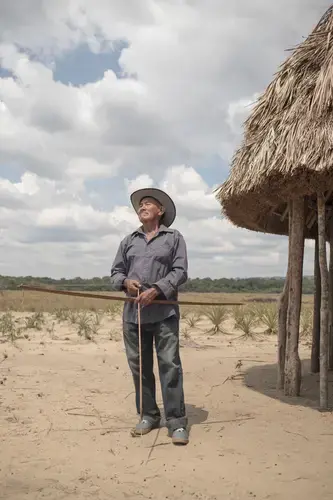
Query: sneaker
[[131, 418, 160, 436], [169, 427, 189, 445]]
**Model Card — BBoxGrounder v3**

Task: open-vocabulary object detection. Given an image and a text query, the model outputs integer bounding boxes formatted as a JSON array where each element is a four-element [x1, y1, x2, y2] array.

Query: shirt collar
[[131, 224, 173, 235]]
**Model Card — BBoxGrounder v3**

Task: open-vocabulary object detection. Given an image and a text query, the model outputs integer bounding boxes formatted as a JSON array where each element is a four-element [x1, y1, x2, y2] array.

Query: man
[[110, 187, 189, 445]]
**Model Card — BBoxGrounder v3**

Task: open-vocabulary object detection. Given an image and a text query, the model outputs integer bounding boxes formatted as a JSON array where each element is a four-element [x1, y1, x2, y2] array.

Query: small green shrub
[[203, 306, 229, 335], [260, 304, 278, 335], [76, 312, 100, 341], [68, 310, 78, 324], [184, 312, 202, 329], [54, 308, 70, 322], [0, 312, 22, 343], [232, 306, 259, 340], [24, 312, 45, 330]]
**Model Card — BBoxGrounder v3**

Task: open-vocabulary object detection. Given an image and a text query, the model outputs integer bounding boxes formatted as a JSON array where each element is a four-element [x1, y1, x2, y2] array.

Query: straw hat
[[130, 187, 176, 227]]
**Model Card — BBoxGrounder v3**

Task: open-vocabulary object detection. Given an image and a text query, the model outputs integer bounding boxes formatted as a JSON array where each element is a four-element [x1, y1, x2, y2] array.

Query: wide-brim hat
[[130, 187, 176, 227]]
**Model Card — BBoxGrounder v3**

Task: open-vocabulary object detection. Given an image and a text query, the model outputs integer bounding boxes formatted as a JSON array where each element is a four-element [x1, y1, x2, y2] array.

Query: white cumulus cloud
[[0, 0, 328, 279]]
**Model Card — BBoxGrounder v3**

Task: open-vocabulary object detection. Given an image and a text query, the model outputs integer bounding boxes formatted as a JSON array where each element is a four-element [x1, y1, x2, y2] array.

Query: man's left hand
[[135, 287, 159, 306]]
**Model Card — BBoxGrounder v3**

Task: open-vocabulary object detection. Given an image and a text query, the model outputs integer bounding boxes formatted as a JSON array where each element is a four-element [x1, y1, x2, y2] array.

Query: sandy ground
[[1, 313, 333, 500]]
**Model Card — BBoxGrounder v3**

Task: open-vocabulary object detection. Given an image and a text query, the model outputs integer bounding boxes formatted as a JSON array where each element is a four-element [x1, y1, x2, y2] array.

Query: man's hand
[[135, 287, 159, 306], [124, 279, 141, 296]]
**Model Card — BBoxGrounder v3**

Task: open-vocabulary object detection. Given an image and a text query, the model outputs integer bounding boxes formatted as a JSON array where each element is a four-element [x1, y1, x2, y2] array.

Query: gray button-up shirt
[[110, 224, 188, 324]]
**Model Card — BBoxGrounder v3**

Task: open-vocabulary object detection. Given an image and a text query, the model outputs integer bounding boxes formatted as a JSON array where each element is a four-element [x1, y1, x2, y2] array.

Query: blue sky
[[54, 41, 128, 85]]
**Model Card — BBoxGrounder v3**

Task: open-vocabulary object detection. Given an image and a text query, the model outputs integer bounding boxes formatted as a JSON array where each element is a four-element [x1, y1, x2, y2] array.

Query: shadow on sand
[[243, 358, 333, 410], [186, 404, 209, 430], [160, 404, 209, 431]]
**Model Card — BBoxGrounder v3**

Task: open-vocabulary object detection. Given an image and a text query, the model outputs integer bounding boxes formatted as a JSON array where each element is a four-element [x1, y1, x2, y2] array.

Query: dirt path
[[1, 317, 332, 499]]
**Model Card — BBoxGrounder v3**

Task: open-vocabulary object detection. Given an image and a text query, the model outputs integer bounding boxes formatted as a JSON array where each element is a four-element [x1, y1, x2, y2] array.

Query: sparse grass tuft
[[203, 306, 229, 335], [76, 312, 93, 340], [300, 306, 313, 337], [54, 308, 70, 322], [180, 307, 191, 320], [93, 311, 103, 326], [184, 312, 202, 329], [68, 310, 78, 324], [232, 306, 259, 340], [24, 312, 45, 330], [109, 328, 121, 341], [181, 327, 192, 340], [257, 304, 278, 335], [76, 311, 101, 341], [106, 303, 122, 320], [0, 312, 22, 343]]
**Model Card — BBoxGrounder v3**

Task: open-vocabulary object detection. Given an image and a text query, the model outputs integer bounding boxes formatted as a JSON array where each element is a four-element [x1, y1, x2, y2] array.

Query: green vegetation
[[253, 303, 278, 335], [232, 305, 259, 340], [203, 306, 229, 335], [0, 274, 315, 294], [300, 306, 313, 337], [0, 312, 21, 343]]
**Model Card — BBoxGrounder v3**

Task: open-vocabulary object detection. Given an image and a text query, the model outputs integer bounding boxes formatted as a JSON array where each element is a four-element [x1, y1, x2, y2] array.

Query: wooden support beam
[[284, 197, 304, 397], [317, 194, 329, 409], [277, 264, 290, 390], [311, 235, 321, 373], [277, 202, 291, 390], [329, 215, 333, 371]]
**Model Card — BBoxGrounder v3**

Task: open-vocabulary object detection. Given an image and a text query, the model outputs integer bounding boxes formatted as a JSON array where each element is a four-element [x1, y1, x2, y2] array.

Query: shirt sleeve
[[110, 237, 128, 291], [153, 231, 188, 299]]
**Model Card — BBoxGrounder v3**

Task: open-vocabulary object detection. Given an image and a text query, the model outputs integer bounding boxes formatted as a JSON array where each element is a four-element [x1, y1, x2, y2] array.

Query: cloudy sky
[[0, 1, 330, 279]]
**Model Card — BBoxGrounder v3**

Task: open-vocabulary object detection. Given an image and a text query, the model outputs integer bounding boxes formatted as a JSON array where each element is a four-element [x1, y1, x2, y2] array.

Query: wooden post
[[311, 235, 321, 373], [277, 270, 289, 390], [277, 202, 291, 391], [329, 216, 333, 371], [317, 194, 329, 409], [284, 197, 305, 397]]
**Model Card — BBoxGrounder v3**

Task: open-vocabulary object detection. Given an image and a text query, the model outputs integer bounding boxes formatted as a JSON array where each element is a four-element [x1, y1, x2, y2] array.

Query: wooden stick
[[311, 235, 321, 373], [317, 194, 329, 409], [137, 290, 143, 422], [137, 290, 144, 442], [18, 284, 244, 307], [329, 215, 333, 371]]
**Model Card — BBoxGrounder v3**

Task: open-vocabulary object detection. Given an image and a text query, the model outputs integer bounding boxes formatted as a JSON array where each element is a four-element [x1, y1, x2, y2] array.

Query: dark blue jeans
[[123, 315, 187, 431]]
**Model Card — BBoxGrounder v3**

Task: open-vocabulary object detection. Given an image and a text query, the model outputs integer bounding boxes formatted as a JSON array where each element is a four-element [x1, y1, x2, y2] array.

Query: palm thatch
[[216, 6, 333, 238]]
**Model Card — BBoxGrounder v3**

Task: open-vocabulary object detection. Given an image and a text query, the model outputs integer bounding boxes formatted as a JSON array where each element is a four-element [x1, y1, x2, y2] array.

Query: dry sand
[[1, 313, 333, 500]]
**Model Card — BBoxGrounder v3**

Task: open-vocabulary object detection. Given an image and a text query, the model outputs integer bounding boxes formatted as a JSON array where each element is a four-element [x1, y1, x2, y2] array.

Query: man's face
[[138, 197, 164, 224]]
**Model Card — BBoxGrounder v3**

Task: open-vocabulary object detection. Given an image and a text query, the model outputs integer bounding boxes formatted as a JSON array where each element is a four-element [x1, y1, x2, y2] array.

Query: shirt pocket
[[148, 235, 173, 264]]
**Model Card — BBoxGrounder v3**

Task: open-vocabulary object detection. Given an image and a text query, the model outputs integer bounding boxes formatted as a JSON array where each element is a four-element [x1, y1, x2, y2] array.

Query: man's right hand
[[124, 279, 141, 296]]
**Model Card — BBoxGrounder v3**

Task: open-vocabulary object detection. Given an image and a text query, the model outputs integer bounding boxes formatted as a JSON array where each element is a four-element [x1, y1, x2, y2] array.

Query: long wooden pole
[[277, 270, 289, 390], [18, 284, 244, 307], [311, 235, 321, 373], [277, 201, 291, 391], [317, 194, 329, 409], [328, 216, 333, 371], [137, 290, 143, 425], [284, 197, 304, 397]]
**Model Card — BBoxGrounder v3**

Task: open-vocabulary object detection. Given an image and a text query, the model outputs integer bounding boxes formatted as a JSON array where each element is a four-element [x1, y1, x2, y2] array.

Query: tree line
[[0, 274, 315, 294]]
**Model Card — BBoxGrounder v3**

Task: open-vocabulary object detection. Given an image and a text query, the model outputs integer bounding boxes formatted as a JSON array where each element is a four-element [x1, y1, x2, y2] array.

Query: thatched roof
[[216, 6, 333, 239]]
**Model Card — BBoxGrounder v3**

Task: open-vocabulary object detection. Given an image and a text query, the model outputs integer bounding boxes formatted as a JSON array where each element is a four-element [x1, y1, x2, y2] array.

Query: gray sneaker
[[169, 427, 189, 445], [131, 418, 160, 436]]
